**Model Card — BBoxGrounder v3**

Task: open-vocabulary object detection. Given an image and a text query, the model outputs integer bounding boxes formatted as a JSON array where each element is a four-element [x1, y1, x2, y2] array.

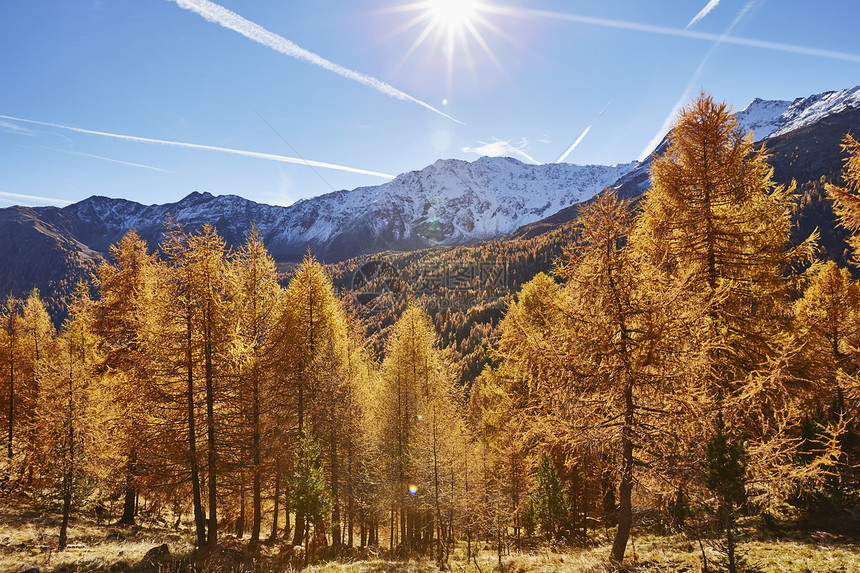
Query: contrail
[[556, 103, 609, 163], [687, 0, 721, 28], [638, 0, 758, 161], [525, 8, 860, 63], [0, 114, 396, 180], [65, 150, 173, 172], [0, 119, 37, 135], [0, 189, 73, 206], [168, 0, 463, 125]]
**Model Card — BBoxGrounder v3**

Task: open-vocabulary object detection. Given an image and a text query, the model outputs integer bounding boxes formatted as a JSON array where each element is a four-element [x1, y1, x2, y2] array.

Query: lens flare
[[409, 484, 418, 496]]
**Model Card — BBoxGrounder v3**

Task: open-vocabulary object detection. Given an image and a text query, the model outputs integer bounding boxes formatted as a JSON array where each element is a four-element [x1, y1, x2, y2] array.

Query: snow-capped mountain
[[12, 86, 857, 267], [736, 86, 860, 139], [734, 97, 793, 139], [28, 156, 637, 262], [614, 85, 860, 199], [3, 84, 858, 321]]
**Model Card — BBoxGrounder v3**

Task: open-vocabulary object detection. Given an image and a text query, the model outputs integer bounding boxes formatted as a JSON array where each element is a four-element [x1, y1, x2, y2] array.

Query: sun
[[386, 0, 508, 91], [429, 0, 480, 27]]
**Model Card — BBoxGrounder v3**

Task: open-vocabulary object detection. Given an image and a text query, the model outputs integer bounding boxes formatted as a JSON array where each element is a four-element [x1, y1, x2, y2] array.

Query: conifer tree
[[702, 413, 748, 573], [377, 306, 434, 553], [529, 452, 570, 542], [1, 296, 22, 485], [19, 290, 55, 486], [190, 224, 232, 550], [495, 192, 710, 565], [160, 222, 232, 549], [92, 230, 159, 524], [635, 92, 824, 502], [375, 305, 464, 558], [819, 134, 860, 481], [159, 223, 206, 548], [335, 303, 377, 548], [469, 362, 531, 554], [794, 261, 860, 414], [280, 253, 353, 547], [229, 228, 282, 545], [288, 429, 332, 566], [637, 94, 814, 373], [826, 134, 860, 263], [639, 93, 807, 300], [39, 283, 101, 550]]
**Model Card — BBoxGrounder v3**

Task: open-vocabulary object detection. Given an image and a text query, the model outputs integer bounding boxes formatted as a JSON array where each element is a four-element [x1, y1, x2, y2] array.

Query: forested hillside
[[329, 102, 858, 389], [2, 95, 859, 572]]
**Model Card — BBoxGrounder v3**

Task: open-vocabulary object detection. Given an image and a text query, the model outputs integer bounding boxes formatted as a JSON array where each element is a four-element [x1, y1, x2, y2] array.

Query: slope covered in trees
[[1, 94, 859, 571]]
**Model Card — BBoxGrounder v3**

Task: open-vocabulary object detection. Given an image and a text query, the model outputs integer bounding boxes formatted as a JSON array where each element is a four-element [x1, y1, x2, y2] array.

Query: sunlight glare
[[430, 0, 480, 27], [387, 0, 511, 91]]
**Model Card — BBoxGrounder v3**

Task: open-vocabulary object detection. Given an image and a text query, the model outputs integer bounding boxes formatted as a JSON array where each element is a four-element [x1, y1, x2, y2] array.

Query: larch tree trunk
[[609, 382, 635, 564]]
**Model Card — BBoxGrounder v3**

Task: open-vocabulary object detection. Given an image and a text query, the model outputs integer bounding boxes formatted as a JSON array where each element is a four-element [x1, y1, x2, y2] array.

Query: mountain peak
[[179, 191, 215, 202], [736, 97, 792, 139], [770, 86, 860, 138], [6, 85, 858, 270], [737, 86, 860, 141], [14, 155, 636, 263]]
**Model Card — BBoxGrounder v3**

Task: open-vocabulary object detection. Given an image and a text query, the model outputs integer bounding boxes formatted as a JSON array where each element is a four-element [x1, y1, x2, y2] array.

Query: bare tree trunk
[[448, 451, 454, 560], [465, 437, 471, 564], [609, 382, 635, 565], [293, 509, 305, 546], [269, 472, 280, 541], [511, 451, 520, 551], [250, 370, 262, 545], [303, 519, 310, 568], [432, 410, 445, 566], [292, 385, 305, 547], [59, 465, 73, 550], [347, 441, 354, 547], [186, 316, 206, 549], [204, 319, 218, 550], [236, 471, 246, 538], [6, 335, 14, 482], [373, 517, 379, 546], [283, 484, 291, 540], [330, 426, 340, 548], [119, 450, 137, 525], [725, 504, 737, 573], [582, 471, 588, 541], [59, 365, 74, 551]]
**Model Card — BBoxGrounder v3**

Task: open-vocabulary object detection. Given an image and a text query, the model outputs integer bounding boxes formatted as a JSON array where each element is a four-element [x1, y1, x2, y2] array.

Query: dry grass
[[0, 502, 193, 572], [302, 534, 860, 573], [0, 502, 857, 572]]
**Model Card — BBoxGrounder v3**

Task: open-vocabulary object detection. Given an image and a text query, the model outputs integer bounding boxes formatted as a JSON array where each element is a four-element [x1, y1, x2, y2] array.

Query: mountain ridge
[[18, 156, 638, 263], [2, 85, 858, 319]]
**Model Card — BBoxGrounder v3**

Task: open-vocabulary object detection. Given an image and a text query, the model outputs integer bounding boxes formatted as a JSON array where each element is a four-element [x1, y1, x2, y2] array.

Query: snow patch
[[736, 86, 860, 141], [64, 156, 637, 257]]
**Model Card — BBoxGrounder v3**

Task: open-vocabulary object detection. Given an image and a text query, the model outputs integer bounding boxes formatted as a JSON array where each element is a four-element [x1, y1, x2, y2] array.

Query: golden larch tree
[[92, 230, 161, 525]]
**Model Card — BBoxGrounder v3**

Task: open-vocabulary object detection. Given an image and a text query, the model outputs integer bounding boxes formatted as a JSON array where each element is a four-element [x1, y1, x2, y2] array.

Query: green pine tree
[[529, 453, 571, 542], [702, 413, 748, 573], [289, 429, 332, 564]]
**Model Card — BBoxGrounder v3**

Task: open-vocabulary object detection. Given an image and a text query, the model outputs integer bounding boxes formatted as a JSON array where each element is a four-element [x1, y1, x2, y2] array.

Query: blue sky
[[1, 0, 858, 208]]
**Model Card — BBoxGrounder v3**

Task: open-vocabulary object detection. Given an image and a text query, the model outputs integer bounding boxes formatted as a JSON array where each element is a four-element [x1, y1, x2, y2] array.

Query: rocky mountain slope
[[606, 86, 860, 201], [16, 156, 637, 264], [519, 86, 860, 239], [1, 86, 857, 318]]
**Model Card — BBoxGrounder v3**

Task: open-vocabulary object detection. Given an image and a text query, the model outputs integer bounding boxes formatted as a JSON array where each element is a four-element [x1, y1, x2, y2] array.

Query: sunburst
[[386, 0, 510, 91]]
